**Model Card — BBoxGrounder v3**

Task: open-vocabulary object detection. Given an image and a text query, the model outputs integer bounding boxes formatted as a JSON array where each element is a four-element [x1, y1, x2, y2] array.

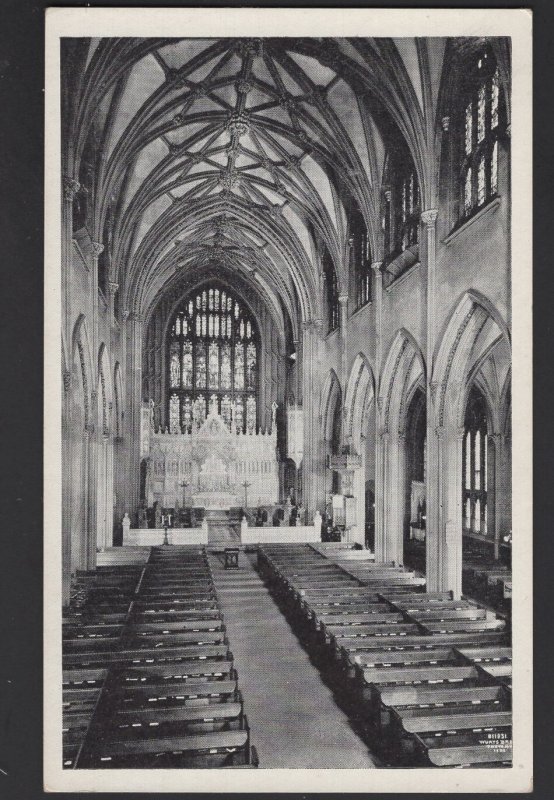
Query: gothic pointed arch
[[71, 315, 94, 427], [379, 329, 426, 436], [320, 369, 342, 443], [431, 290, 510, 431], [344, 353, 375, 449], [97, 343, 114, 436]]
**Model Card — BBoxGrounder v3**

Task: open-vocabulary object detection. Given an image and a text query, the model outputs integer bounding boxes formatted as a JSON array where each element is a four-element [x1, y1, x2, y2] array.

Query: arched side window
[[383, 141, 420, 263], [463, 386, 489, 536], [323, 248, 339, 333], [459, 46, 503, 221], [166, 284, 259, 434], [348, 202, 372, 309]]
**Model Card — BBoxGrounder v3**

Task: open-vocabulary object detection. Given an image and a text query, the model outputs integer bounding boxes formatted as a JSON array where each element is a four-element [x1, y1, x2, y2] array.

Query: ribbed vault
[[62, 35, 467, 330]]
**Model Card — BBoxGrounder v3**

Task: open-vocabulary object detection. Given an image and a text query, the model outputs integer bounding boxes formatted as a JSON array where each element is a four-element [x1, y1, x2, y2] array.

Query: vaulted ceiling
[[62, 37, 509, 329]]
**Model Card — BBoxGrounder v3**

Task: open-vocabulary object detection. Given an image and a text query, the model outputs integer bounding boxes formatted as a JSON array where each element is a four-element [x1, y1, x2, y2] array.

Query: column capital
[[63, 176, 80, 202], [91, 241, 104, 258], [441, 115, 450, 132], [128, 311, 143, 323], [371, 260, 383, 275], [63, 370, 71, 394], [85, 422, 95, 436], [434, 425, 446, 439], [378, 428, 390, 442], [108, 281, 119, 295], [454, 425, 466, 441], [421, 209, 438, 227], [338, 294, 349, 305]]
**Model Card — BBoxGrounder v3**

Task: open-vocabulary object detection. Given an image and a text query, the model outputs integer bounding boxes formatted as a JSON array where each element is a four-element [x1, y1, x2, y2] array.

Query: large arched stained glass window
[[167, 285, 259, 434]]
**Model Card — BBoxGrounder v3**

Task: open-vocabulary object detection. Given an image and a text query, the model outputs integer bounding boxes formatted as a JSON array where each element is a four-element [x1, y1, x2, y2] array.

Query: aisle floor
[[208, 550, 378, 769]]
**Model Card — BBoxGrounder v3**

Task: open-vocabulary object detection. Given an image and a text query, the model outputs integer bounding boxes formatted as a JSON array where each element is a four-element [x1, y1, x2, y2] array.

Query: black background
[[1, 1, 550, 798]]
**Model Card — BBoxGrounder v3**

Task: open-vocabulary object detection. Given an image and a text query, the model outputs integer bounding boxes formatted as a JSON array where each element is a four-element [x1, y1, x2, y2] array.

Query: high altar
[[144, 402, 279, 510]]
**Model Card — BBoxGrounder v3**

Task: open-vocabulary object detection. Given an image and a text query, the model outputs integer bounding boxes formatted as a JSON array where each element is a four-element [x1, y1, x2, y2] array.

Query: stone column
[[372, 263, 385, 562], [442, 426, 465, 599], [124, 312, 143, 518], [338, 293, 349, 390], [422, 209, 439, 355], [352, 446, 366, 547], [90, 241, 104, 366], [374, 417, 388, 563], [350, 451, 366, 547], [62, 177, 79, 340], [84, 417, 97, 572], [488, 432, 502, 559], [371, 263, 383, 374], [386, 431, 407, 566], [421, 210, 439, 593], [301, 319, 323, 518], [426, 420, 443, 592]]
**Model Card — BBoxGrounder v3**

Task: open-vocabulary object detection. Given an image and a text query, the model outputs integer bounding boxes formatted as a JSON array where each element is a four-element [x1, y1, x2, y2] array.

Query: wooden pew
[[83, 728, 252, 768]]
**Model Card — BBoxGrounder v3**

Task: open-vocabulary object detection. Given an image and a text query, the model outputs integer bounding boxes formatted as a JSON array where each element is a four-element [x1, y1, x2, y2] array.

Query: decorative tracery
[[460, 47, 503, 220], [167, 285, 258, 434], [463, 386, 489, 536]]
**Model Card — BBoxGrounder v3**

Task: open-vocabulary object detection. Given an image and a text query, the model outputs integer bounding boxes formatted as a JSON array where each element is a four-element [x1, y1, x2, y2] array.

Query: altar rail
[[123, 525, 208, 547], [239, 514, 322, 545]]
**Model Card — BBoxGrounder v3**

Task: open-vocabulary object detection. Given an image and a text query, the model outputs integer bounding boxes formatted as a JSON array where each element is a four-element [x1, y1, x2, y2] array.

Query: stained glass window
[[477, 85, 486, 143], [195, 342, 206, 388], [459, 48, 503, 220], [166, 283, 258, 432], [169, 341, 180, 388], [491, 69, 499, 129], [464, 102, 473, 155], [221, 343, 232, 389], [462, 386, 489, 537], [464, 168, 473, 215], [477, 156, 486, 205], [490, 141, 498, 195], [246, 395, 256, 433], [234, 344, 245, 389], [182, 396, 192, 433], [182, 341, 193, 388], [208, 342, 219, 389]]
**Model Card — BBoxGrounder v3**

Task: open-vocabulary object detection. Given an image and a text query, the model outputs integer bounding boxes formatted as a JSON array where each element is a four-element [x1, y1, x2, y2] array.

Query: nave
[[62, 540, 511, 770]]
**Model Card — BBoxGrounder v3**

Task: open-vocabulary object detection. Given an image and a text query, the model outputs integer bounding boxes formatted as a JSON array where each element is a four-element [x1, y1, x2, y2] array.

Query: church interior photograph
[[59, 35, 513, 770]]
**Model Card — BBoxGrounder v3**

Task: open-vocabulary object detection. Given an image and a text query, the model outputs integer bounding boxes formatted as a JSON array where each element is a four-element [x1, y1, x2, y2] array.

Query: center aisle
[[208, 549, 378, 768]]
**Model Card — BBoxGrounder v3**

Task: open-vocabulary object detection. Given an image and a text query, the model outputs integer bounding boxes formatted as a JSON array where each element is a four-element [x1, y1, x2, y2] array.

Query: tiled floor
[[209, 551, 378, 768]]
